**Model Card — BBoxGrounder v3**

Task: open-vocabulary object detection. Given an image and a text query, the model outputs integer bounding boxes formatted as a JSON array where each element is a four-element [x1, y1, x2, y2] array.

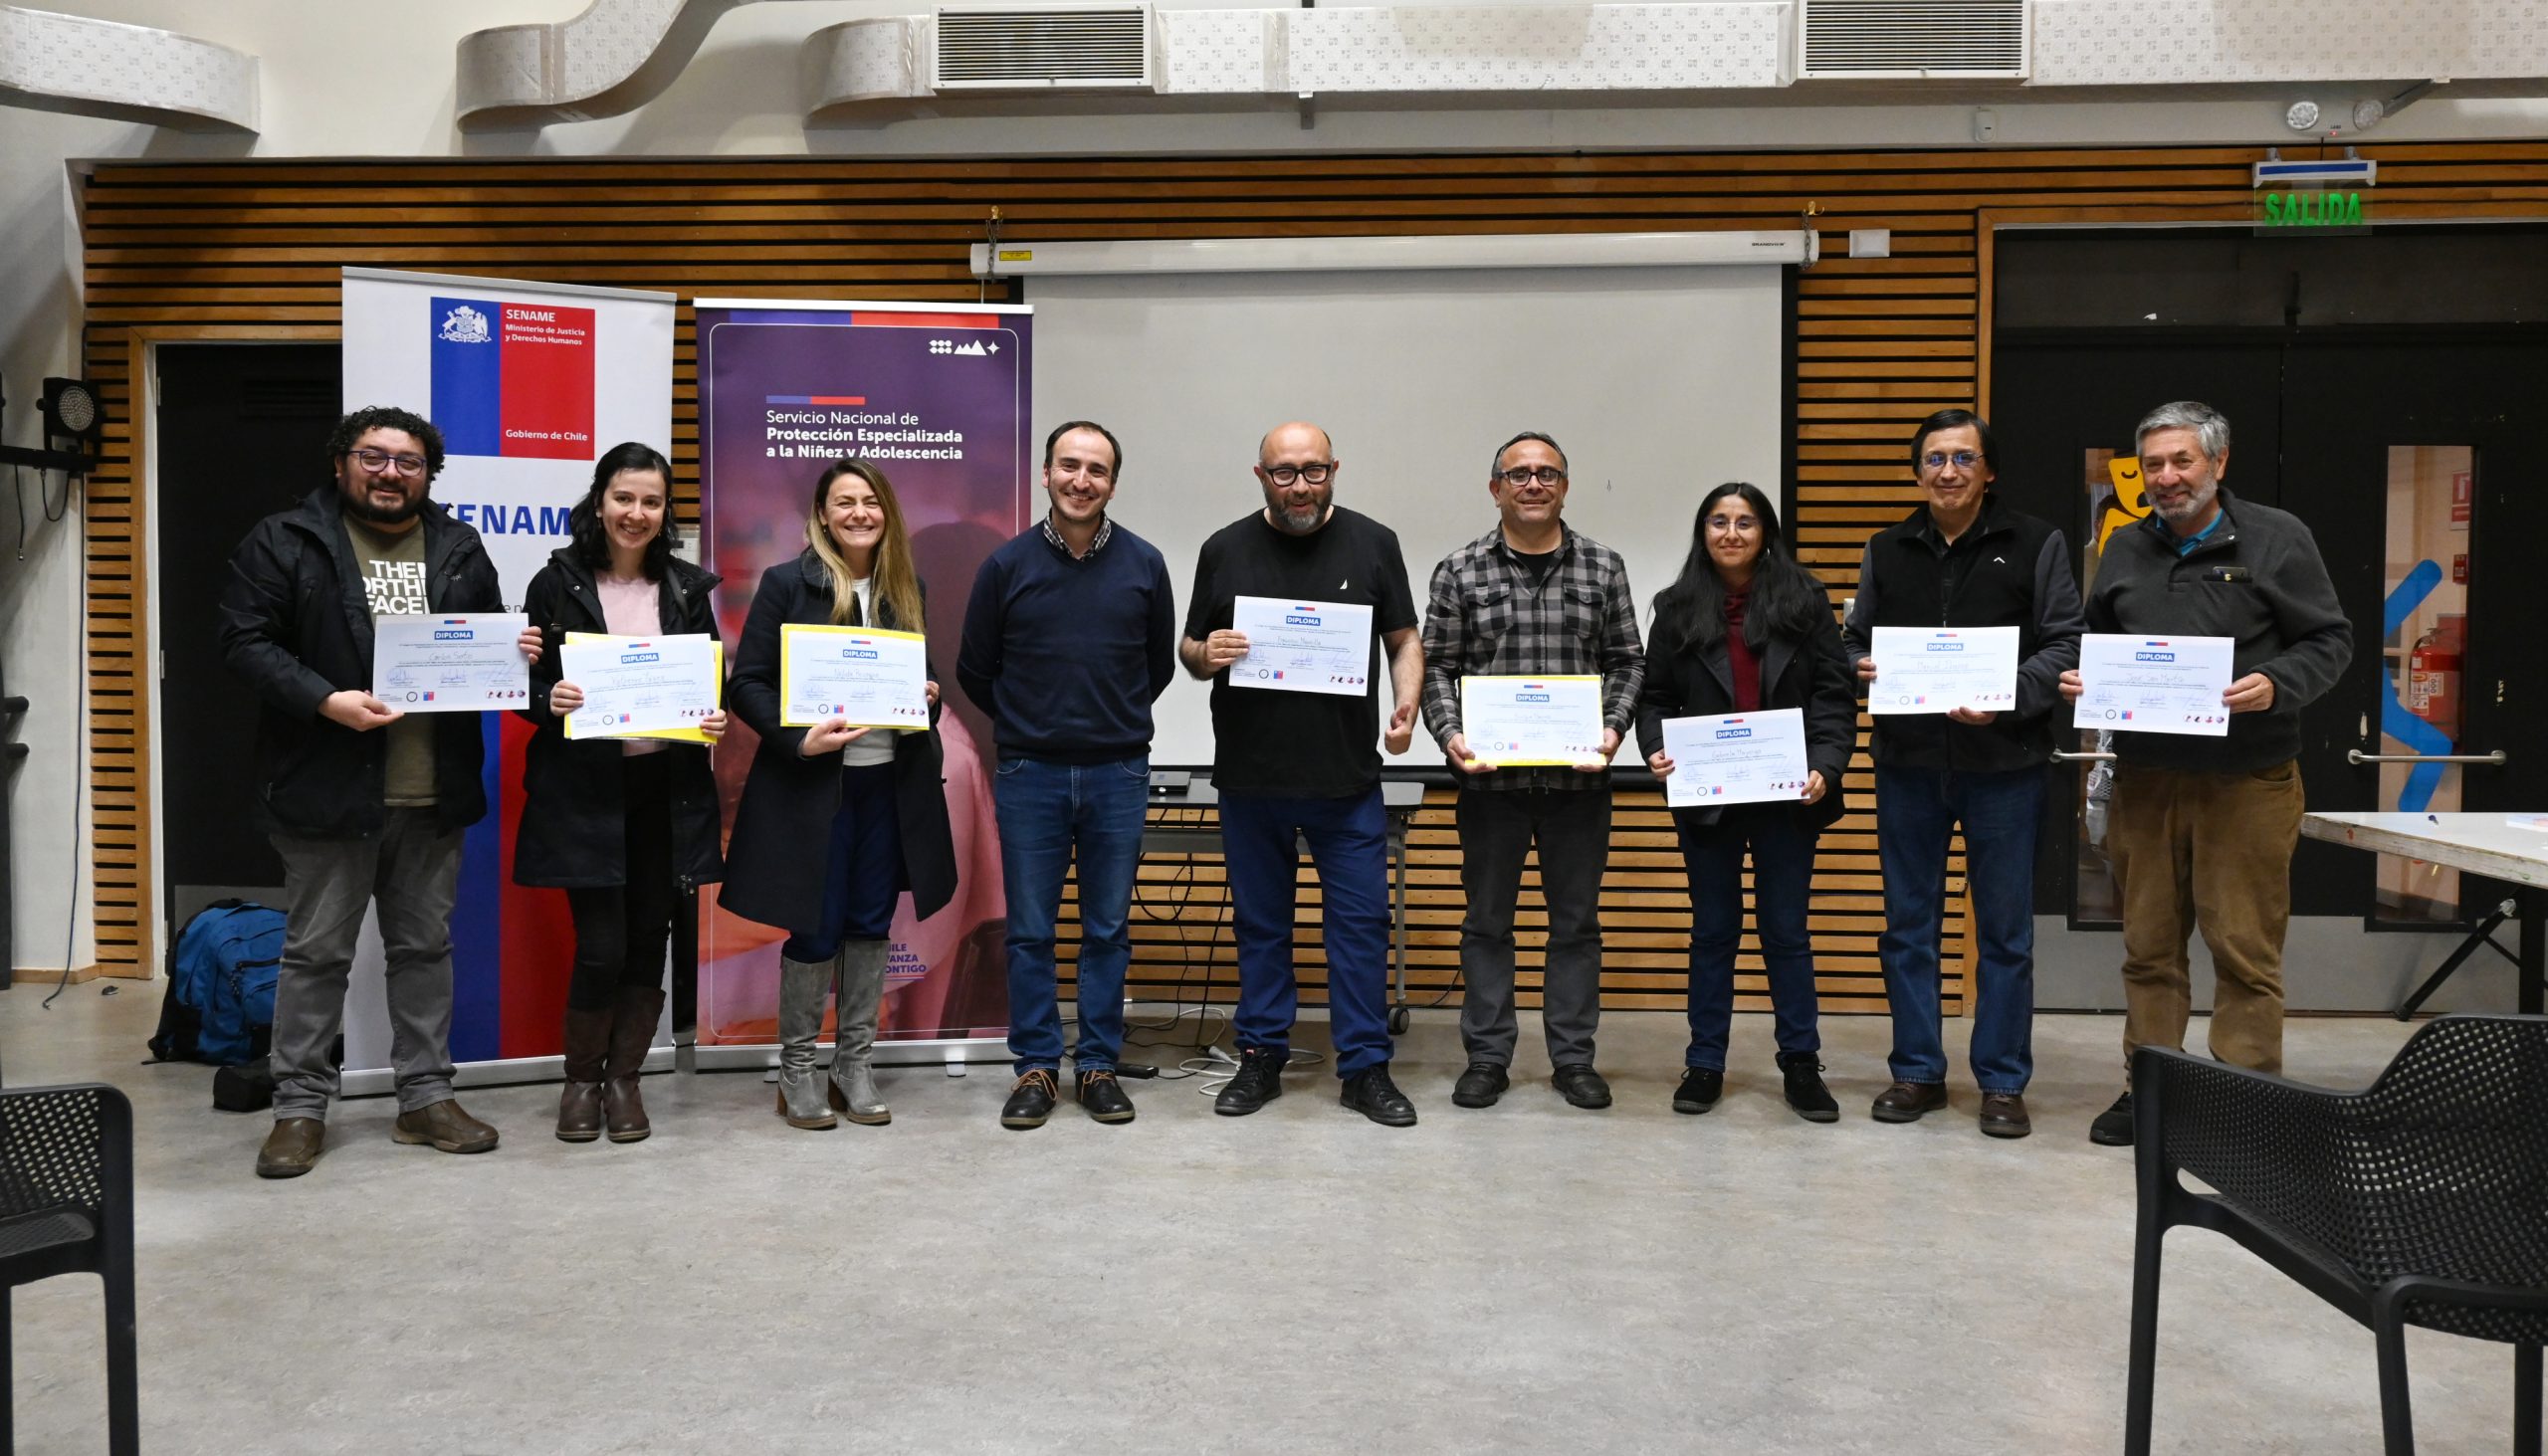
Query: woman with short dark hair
[[1635, 483, 1856, 1122], [518, 442, 728, 1144]]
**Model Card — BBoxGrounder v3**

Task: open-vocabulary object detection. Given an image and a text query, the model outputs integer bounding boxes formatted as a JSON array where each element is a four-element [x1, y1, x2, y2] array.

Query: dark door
[[1995, 328, 2548, 930], [155, 344, 341, 930], [1991, 335, 2287, 926], [2281, 336, 2548, 929]]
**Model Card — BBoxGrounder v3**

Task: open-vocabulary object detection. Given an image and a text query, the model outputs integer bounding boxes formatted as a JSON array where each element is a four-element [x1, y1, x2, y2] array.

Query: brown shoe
[[1870, 1081, 1949, 1124], [256, 1117, 325, 1178], [556, 1082, 605, 1143], [1979, 1091, 2032, 1140], [392, 1098, 500, 1153]]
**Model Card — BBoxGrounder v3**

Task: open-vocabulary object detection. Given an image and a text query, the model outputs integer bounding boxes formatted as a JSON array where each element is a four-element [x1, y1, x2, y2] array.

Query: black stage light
[[41, 377, 103, 442]]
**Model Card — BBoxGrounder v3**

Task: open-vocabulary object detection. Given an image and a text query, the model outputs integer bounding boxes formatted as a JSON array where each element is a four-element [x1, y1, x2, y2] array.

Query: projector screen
[[1023, 264, 1788, 769]]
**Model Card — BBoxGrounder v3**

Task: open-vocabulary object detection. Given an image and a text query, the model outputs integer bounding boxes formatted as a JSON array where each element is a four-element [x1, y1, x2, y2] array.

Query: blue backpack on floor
[[148, 900, 288, 1067]]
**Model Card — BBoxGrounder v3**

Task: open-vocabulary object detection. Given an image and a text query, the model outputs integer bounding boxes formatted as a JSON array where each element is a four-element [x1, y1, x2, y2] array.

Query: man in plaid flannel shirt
[[1419, 431, 1644, 1112]]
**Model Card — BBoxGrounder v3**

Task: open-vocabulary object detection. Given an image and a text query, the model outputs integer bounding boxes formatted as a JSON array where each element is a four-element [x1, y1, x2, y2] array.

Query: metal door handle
[[2346, 749, 2507, 766], [2050, 750, 2116, 762]]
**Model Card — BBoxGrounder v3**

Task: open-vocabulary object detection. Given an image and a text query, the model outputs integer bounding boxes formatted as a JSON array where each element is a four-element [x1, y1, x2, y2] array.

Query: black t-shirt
[[1509, 543, 1560, 585], [1184, 505, 1417, 797]]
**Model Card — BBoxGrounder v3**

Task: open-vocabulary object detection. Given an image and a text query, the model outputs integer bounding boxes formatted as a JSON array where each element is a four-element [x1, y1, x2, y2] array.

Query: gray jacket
[[2083, 487, 2352, 772]]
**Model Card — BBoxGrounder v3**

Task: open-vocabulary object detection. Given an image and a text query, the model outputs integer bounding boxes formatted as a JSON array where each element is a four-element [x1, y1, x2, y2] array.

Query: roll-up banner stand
[[336, 268, 677, 1094], [692, 299, 1031, 1070]]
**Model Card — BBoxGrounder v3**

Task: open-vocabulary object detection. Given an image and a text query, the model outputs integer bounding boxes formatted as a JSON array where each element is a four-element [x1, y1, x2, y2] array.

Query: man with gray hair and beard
[[2059, 400, 2351, 1147]]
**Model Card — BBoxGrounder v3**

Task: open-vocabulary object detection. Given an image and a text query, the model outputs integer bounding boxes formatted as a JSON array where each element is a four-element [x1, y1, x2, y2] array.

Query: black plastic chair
[[0, 1083, 137, 1455], [2125, 1015, 2548, 1455]]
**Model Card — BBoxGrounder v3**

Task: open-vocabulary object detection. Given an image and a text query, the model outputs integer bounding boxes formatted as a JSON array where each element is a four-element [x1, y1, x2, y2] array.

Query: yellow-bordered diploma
[[1458, 674, 1605, 767], [778, 622, 929, 730], [560, 632, 723, 742]]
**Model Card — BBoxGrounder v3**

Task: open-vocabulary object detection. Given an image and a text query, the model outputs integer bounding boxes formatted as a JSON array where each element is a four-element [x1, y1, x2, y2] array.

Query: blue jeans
[[1874, 762, 2044, 1095], [1678, 807, 1821, 1071], [1219, 786, 1394, 1078], [994, 754, 1149, 1073], [780, 763, 901, 963]]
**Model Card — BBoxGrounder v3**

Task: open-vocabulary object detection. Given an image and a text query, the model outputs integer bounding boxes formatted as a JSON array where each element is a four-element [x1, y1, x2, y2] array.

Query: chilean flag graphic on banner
[[429, 297, 596, 459]]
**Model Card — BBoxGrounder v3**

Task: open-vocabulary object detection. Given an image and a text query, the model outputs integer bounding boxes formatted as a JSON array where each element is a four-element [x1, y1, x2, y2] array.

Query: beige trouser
[[2106, 759, 2307, 1076]]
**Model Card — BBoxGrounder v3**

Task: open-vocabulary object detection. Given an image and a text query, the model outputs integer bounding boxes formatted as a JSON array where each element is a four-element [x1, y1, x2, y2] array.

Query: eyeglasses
[[1921, 451, 1982, 471], [1261, 463, 1334, 486], [1705, 515, 1760, 532], [1497, 466, 1568, 487], [350, 447, 427, 477]]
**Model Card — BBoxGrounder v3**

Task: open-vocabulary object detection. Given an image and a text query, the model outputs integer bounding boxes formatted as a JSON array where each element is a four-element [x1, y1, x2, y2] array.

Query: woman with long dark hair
[[1635, 483, 1856, 1122], [518, 442, 727, 1144], [723, 459, 957, 1131]]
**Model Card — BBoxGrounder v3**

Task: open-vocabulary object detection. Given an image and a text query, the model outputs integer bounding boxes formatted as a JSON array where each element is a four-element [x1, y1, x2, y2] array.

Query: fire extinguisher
[[2408, 627, 2461, 740]]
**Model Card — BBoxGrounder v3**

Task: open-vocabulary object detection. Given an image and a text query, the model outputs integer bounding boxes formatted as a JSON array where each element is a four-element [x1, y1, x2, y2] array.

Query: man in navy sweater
[[957, 420, 1178, 1130]]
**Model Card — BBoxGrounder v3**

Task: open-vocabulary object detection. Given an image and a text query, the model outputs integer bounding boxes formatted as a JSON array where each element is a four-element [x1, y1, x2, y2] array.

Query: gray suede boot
[[774, 952, 838, 1130], [827, 938, 892, 1125]]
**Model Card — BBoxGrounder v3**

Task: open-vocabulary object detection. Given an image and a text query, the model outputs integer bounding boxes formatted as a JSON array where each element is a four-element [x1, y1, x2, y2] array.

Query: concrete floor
[[0, 986, 2521, 1456]]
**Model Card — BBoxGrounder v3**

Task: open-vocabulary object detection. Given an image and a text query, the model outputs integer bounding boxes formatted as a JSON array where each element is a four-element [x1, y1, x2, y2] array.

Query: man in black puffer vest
[[1844, 409, 2084, 1141]]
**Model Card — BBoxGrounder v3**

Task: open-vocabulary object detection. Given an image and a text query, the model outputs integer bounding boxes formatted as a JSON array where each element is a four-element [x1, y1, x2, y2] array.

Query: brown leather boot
[[557, 1005, 612, 1143], [603, 986, 666, 1144]]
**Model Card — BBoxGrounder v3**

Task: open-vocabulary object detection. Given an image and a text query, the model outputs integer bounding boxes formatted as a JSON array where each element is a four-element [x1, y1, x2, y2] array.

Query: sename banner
[[338, 268, 676, 1085], [694, 299, 1035, 1054]]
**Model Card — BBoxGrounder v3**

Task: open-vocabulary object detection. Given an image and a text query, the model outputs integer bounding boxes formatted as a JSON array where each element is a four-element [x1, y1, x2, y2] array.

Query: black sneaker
[[1551, 1064, 1612, 1110], [1779, 1053, 1839, 1124], [1672, 1067, 1723, 1114], [999, 1068, 1059, 1130], [1074, 1068, 1136, 1125], [1451, 1062, 1509, 1108], [1340, 1064, 1417, 1127], [1214, 1046, 1287, 1117], [2089, 1091, 2136, 1146]]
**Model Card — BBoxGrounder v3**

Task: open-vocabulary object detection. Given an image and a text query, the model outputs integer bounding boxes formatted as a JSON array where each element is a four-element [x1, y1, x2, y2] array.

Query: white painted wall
[[4, 0, 2545, 969]]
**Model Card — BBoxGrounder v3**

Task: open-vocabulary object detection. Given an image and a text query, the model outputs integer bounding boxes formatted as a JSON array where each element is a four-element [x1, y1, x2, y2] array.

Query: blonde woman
[[725, 460, 957, 1129]]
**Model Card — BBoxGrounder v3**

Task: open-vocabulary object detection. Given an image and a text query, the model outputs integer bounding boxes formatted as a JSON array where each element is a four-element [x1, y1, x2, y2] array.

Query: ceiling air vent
[[1797, 0, 2027, 81], [934, 6, 1153, 91]]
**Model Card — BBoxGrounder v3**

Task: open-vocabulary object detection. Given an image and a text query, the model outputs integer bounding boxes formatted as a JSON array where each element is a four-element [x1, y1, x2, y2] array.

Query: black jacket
[[721, 549, 958, 933], [1841, 495, 2085, 773], [2084, 487, 2353, 772], [513, 548, 727, 889], [217, 487, 505, 840], [1634, 597, 1857, 833]]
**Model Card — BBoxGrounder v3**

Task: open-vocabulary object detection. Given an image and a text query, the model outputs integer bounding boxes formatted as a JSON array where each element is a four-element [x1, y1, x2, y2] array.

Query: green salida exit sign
[[2258, 189, 2369, 227], [2251, 156, 2376, 232]]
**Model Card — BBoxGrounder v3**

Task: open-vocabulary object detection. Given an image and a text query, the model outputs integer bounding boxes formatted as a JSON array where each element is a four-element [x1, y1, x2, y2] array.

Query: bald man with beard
[[1179, 422, 1425, 1126]]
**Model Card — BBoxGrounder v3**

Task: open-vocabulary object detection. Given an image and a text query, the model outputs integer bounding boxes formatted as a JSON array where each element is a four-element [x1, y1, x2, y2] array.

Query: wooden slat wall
[[78, 143, 2548, 1012]]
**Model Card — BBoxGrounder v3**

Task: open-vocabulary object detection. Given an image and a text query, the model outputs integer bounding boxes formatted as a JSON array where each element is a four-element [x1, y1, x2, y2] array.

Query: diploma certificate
[[372, 614, 531, 713], [1867, 625, 2021, 716], [1229, 595, 1374, 697], [779, 623, 929, 730], [2076, 633, 2234, 737], [560, 634, 721, 739], [1459, 675, 1605, 767], [1659, 709, 1812, 809]]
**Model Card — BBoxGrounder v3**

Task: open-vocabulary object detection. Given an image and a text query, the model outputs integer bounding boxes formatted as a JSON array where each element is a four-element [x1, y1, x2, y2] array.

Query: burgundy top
[[1724, 592, 1763, 713]]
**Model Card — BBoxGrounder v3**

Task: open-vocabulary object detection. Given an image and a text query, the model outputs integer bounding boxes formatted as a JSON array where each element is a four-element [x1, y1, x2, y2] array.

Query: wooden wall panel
[[77, 144, 2548, 1021]]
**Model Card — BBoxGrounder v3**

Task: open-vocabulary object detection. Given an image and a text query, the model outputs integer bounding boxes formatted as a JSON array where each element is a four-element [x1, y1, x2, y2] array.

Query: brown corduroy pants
[[2105, 759, 2307, 1077]]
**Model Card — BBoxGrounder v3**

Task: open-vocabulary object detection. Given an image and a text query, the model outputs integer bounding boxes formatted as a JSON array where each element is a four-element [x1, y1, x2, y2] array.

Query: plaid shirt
[[1419, 523, 1644, 790], [1040, 512, 1114, 558]]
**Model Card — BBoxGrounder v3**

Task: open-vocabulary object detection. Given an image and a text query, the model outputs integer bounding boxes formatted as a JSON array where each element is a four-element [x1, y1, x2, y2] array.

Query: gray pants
[[1454, 783, 1610, 1068], [269, 809, 463, 1120]]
